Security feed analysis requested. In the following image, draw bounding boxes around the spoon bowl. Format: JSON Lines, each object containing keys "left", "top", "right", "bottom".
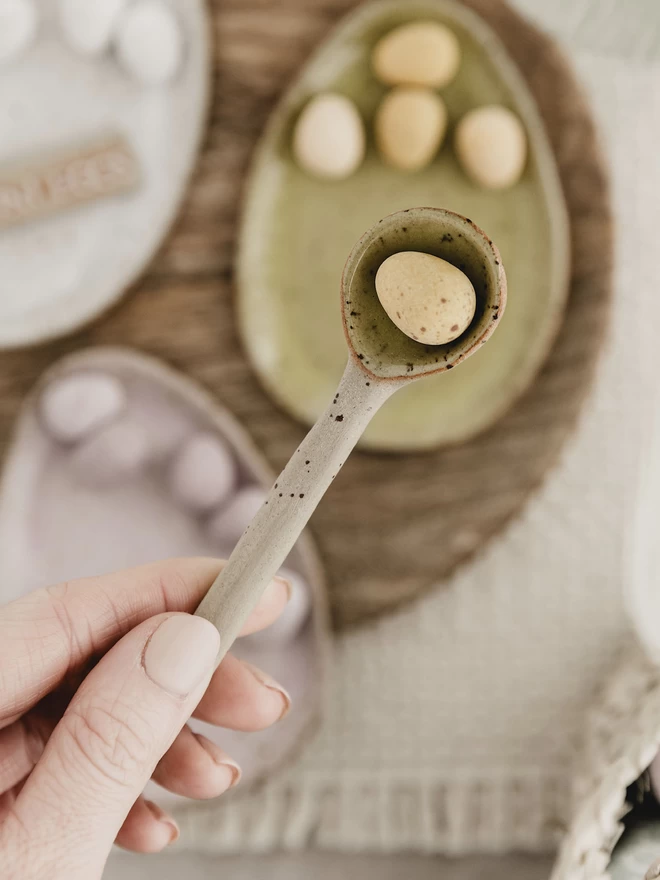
{"left": 196, "top": 208, "right": 507, "bottom": 654}
{"left": 342, "top": 207, "right": 506, "bottom": 380}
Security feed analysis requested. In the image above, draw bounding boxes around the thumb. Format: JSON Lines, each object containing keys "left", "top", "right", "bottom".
{"left": 11, "top": 612, "right": 220, "bottom": 879}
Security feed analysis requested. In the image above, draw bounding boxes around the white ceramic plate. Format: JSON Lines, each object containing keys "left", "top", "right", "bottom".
{"left": 0, "top": 0, "right": 211, "bottom": 348}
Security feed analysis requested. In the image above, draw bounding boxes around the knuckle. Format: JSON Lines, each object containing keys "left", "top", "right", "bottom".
{"left": 0, "top": 836, "right": 26, "bottom": 879}
{"left": 0, "top": 810, "right": 39, "bottom": 879}
{"left": 44, "top": 582, "right": 86, "bottom": 665}
{"left": 61, "top": 701, "right": 152, "bottom": 789}
{"left": 154, "top": 564, "right": 187, "bottom": 610}
{"left": 0, "top": 583, "right": 80, "bottom": 716}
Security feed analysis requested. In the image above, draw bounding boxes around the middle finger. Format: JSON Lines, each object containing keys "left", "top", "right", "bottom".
{"left": 193, "top": 654, "right": 291, "bottom": 731}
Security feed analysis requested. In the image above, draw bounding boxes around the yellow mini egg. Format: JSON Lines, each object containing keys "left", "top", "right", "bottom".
{"left": 372, "top": 20, "right": 461, "bottom": 89}
{"left": 375, "top": 251, "right": 476, "bottom": 345}
{"left": 375, "top": 87, "right": 447, "bottom": 172}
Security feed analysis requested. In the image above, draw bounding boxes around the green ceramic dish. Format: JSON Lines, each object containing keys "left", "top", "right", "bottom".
{"left": 237, "top": 0, "right": 570, "bottom": 451}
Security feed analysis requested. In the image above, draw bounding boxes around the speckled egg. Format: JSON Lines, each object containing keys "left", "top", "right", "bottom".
{"left": 207, "top": 485, "right": 267, "bottom": 547}
{"left": 375, "top": 87, "right": 446, "bottom": 172}
{"left": 372, "top": 21, "right": 461, "bottom": 89}
{"left": 169, "top": 433, "right": 236, "bottom": 512}
{"left": 375, "top": 251, "right": 476, "bottom": 345}
{"left": 40, "top": 372, "right": 127, "bottom": 444}
{"left": 455, "top": 105, "right": 527, "bottom": 190}
{"left": 292, "top": 93, "right": 365, "bottom": 180}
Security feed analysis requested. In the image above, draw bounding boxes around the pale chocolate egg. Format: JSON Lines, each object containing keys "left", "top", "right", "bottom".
{"left": 375, "top": 87, "right": 446, "bottom": 172}
{"left": 40, "top": 372, "right": 126, "bottom": 444}
{"left": 207, "top": 485, "right": 267, "bottom": 547}
{"left": 292, "top": 93, "right": 365, "bottom": 180}
{"left": 455, "top": 105, "right": 527, "bottom": 190}
{"left": 372, "top": 21, "right": 460, "bottom": 89}
{"left": 375, "top": 251, "right": 476, "bottom": 345}
{"left": 169, "top": 434, "right": 236, "bottom": 512}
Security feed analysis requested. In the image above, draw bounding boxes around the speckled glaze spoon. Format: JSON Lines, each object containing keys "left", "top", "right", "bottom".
{"left": 196, "top": 207, "right": 506, "bottom": 655}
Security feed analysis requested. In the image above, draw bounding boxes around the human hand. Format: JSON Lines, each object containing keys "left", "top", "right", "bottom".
{"left": 0, "top": 558, "right": 292, "bottom": 879}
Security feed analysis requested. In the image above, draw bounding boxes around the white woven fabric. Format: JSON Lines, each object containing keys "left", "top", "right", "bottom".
{"left": 171, "top": 0, "right": 660, "bottom": 862}
{"left": 550, "top": 645, "right": 660, "bottom": 880}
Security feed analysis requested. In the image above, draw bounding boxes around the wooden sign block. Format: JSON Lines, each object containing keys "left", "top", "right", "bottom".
{"left": 0, "top": 135, "right": 140, "bottom": 230}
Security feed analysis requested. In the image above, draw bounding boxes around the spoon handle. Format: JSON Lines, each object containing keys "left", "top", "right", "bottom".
{"left": 195, "top": 357, "right": 393, "bottom": 658}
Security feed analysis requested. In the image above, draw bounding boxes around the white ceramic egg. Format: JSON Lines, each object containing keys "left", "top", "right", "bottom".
{"left": 0, "top": 0, "right": 38, "bottom": 65}
{"left": 59, "top": 0, "right": 128, "bottom": 56}
{"left": 292, "top": 93, "right": 365, "bottom": 180}
{"left": 169, "top": 433, "right": 236, "bottom": 512}
{"left": 114, "top": 0, "right": 183, "bottom": 86}
{"left": 40, "top": 373, "right": 127, "bottom": 445}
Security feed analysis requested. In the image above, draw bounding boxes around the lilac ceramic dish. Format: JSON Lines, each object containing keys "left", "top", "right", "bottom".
{"left": 0, "top": 346, "right": 331, "bottom": 805}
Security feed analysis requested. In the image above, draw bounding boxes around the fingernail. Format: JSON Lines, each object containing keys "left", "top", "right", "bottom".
{"left": 261, "top": 575, "right": 292, "bottom": 606}
{"left": 242, "top": 661, "right": 292, "bottom": 720}
{"left": 144, "top": 800, "right": 179, "bottom": 846}
{"left": 144, "top": 615, "right": 220, "bottom": 697}
{"left": 25, "top": 725, "right": 46, "bottom": 766}
{"left": 194, "top": 733, "right": 242, "bottom": 790}
{"left": 647, "top": 859, "right": 660, "bottom": 880}
{"left": 275, "top": 574, "right": 293, "bottom": 602}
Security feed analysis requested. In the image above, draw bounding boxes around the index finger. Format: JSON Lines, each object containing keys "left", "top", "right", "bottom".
{"left": 0, "top": 558, "right": 289, "bottom": 725}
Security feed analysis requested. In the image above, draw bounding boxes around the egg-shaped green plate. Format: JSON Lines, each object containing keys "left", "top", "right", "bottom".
{"left": 237, "top": 0, "right": 569, "bottom": 451}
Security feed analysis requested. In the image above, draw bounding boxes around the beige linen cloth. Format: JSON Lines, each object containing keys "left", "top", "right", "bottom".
{"left": 164, "top": 0, "right": 660, "bottom": 865}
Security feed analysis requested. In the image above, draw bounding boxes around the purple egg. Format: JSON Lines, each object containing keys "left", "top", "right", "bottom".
{"left": 69, "top": 418, "right": 150, "bottom": 487}
{"left": 40, "top": 372, "right": 126, "bottom": 444}
{"left": 248, "top": 568, "right": 312, "bottom": 647}
{"left": 169, "top": 433, "right": 236, "bottom": 512}
{"left": 207, "top": 484, "right": 267, "bottom": 546}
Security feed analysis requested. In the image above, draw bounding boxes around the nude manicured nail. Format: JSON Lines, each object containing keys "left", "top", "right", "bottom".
{"left": 260, "top": 575, "right": 292, "bottom": 607}
{"left": 144, "top": 615, "right": 220, "bottom": 696}
{"left": 242, "top": 661, "right": 292, "bottom": 720}
{"left": 275, "top": 574, "right": 293, "bottom": 602}
{"left": 144, "top": 800, "right": 179, "bottom": 845}
{"left": 646, "top": 858, "right": 660, "bottom": 880}
{"left": 194, "top": 733, "right": 242, "bottom": 790}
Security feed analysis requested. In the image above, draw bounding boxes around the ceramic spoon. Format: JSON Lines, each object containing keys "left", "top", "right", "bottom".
{"left": 196, "top": 207, "right": 506, "bottom": 655}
